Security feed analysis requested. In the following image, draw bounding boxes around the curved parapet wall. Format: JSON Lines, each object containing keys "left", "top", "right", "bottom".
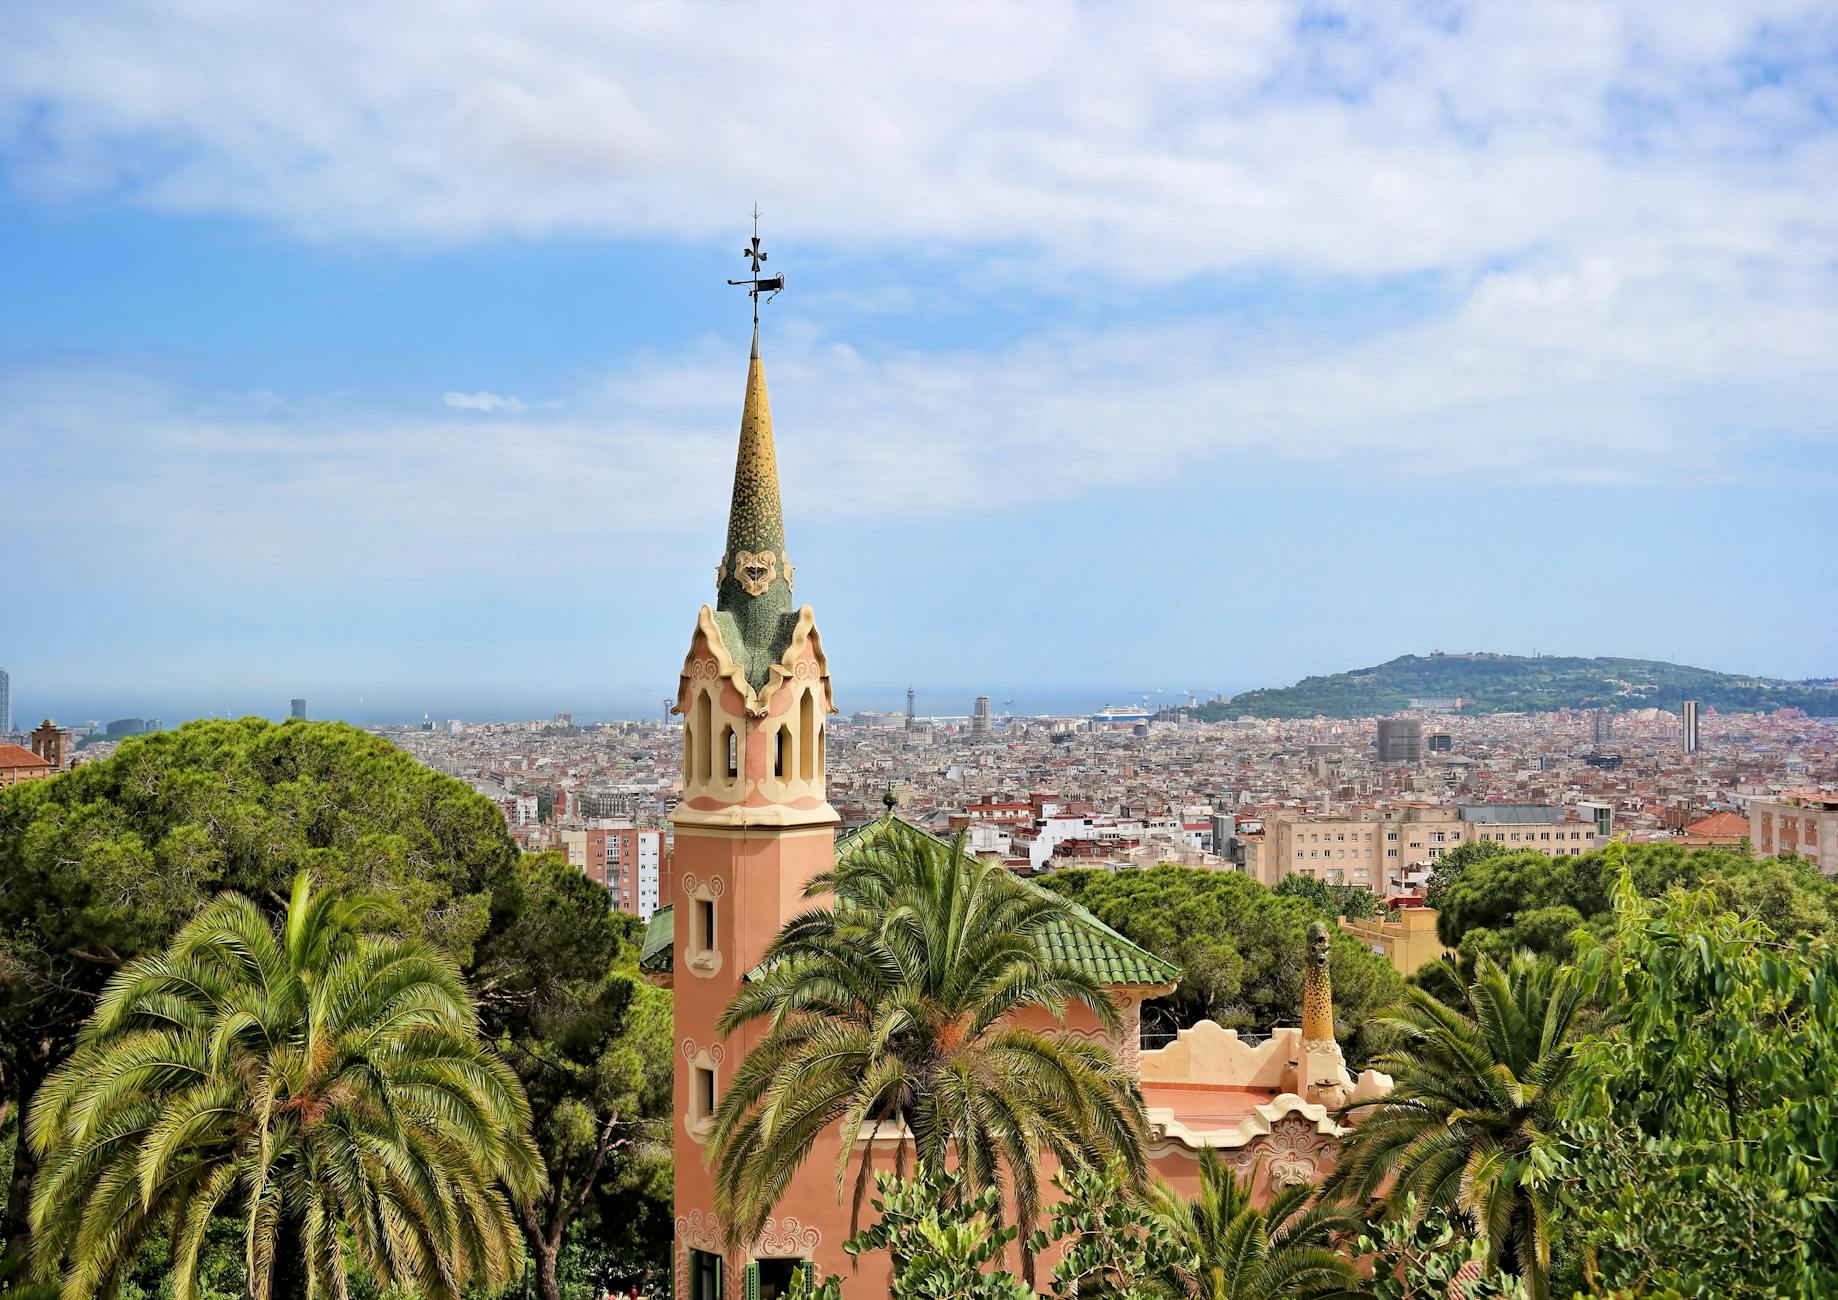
{"left": 1140, "top": 1021, "right": 1299, "bottom": 1092}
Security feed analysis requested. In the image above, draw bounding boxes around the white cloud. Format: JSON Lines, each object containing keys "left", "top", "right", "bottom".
{"left": 0, "top": 1, "right": 1833, "bottom": 285}
{"left": 1, "top": 0, "right": 1834, "bottom": 585}
{"left": 5, "top": 252, "right": 1832, "bottom": 588}
{"left": 443, "top": 391, "right": 525, "bottom": 414}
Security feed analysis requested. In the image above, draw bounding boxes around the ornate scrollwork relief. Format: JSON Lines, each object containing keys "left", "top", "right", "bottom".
{"left": 676, "top": 1211, "right": 728, "bottom": 1299}
{"left": 756, "top": 1216, "right": 822, "bottom": 1256}
{"left": 1257, "top": 1114, "right": 1328, "bottom": 1190}
{"left": 732, "top": 549, "right": 777, "bottom": 596}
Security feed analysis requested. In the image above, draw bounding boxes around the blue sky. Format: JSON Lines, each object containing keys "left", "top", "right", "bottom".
{"left": 3, "top": 2, "right": 1836, "bottom": 724}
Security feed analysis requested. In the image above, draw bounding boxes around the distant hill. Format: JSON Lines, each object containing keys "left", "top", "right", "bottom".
{"left": 1196, "top": 653, "right": 1838, "bottom": 720}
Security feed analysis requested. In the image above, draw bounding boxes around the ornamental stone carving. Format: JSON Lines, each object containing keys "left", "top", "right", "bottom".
{"left": 732, "top": 549, "right": 777, "bottom": 596}
{"left": 1259, "top": 1114, "right": 1327, "bottom": 1190}
{"left": 676, "top": 1211, "right": 729, "bottom": 1299}
{"left": 756, "top": 1216, "right": 821, "bottom": 1256}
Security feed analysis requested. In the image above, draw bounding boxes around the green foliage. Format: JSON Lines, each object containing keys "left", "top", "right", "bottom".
{"left": 1272, "top": 873, "right": 1381, "bottom": 920}
{"left": 1349, "top": 1195, "right": 1528, "bottom": 1300}
{"left": 1033, "top": 1159, "right": 1189, "bottom": 1299}
{"left": 1148, "top": 1149, "right": 1358, "bottom": 1300}
{"left": 1423, "top": 838, "right": 1504, "bottom": 910}
{"left": 0, "top": 720, "right": 676, "bottom": 1297}
{"left": 844, "top": 1167, "right": 1032, "bottom": 1300}
{"left": 711, "top": 824, "right": 1145, "bottom": 1270}
{"left": 26, "top": 873, "right": 541, "bottom": 1300}
{"left": 1433, "top": 841, "right": 1838, "bottom": 960}
{"left": 1042, "top": 865, "right": 1406, "bottom": 1062}
{"left": 0, "top": 717, "right": 519, "bottom": 1254}
{"left": 473, "top": 855, "right": 675, "bottom": 1299}
{"left": 1328, "top": 953, "right": 1585, "bottom": 1300}
{"left": 1195, "top": 652, "right": 1837, "bottom": 720}
{"left": 1549, "top": 852, "right": 1838, "bottom": 1293}
{"left": 1540, "top": 1122, "right": 1822, "bottom": 1299}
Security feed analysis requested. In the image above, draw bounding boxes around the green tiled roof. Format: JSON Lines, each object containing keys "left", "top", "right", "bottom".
{"left": 839, "top": 817, "right": 1179, "bottom": 987}
{"left": 639, "top": 904, "right": 674, "bottom": 974}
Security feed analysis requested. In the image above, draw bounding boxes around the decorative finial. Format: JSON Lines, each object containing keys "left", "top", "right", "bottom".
{"left": 883, "top": 785, "right": 899, "bottom": 812}
{"left": 727, "top": 204, "right": 785, "bottom": 333}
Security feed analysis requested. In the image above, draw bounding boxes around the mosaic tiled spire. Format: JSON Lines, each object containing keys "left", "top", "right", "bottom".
{"left": 715, "top": 326, "right": 795, "bottom": 687}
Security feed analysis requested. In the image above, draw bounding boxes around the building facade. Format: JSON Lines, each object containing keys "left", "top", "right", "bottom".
{"left": 0, "top": 742, "right": 51, "bottom": 787}
{"left": 1750, "top": 791, "right": 1836, "bottom": 874}
{"left": 1375, "top": 716, "right": 1423, "bottom": 763}
{"left": 1263, "top": 802, "right": 1601, "bottom": 888}
{"left": 559, "top": 823, "right": 667, "bottom": 919}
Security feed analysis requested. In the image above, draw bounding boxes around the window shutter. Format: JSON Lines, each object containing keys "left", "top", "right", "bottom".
{"left": 743, "top": 1260, "right": 761, "bottom": 1300}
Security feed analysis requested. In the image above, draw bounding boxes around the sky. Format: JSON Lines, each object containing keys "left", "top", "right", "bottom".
{"left": 3, "top": 1, "right": 1836, "bottom": 724}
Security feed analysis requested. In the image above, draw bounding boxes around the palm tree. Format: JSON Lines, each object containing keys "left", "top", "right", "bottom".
{"left": 1150, "top": 1148, "right": 1360, "bottom": 1300}
{"left": 1325, "top": 951, "right": 1585, "bottom": 1300}
{"left": 27, "top": 874, "right": 542, "bottom": 1300}
{"left": 709, "top": 823, "right": 1146, "bottom": 1277}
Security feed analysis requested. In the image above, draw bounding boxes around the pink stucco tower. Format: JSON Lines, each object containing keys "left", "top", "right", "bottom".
{"left": 667, "top": 324, "right": 840, "bottom": 1299}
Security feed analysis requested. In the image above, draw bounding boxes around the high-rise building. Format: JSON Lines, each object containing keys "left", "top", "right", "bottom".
{"left": 972, "top": 695, "right": 991, "bottom": 736}
{"left": 1375, "top": 717, "right": 1424, "bottom": 763}
{"left": 905, "top": 685, "right": 916, "bottom": 730}
{"left": 290, "top": 698, "right": 307, "bottom": 720}
{"left": 1590, "top": 709, "right": 1611, "bottom": 747}
{"left": 1681, "top": 700, "right": 1700, "bottom": 754}
{"left": 0, "top": 667, "right": 10, "bottom": 734}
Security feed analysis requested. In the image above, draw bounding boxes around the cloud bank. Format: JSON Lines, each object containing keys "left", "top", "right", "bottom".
{"left": 3, "top": 2, "right": 1835, "bottom": 587}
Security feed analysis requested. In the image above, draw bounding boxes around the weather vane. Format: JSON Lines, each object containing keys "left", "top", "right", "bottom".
{"left": 727, "top": 204, "right": 784, "bottom": 329}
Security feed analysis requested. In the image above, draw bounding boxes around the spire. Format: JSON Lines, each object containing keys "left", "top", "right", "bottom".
{"left": 716, "top": 334, "right": 792, "bottom": 621}
{"left": 713, "top": 210, "right": 797, "bottom": 691}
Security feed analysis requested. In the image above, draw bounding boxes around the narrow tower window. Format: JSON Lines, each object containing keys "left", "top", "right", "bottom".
{"left": 774, "top": 726, "right": 789, "bottom": 779}
{"left": 693, "top": 692, "right": 713, "bottom": 784}
{"left": 817, "top": 723, "right": 826, "bottom": 783}
{"left": 723, "top": 725, "right": 738, "bottom": 780}
{"left": 798, "top": 690, "right": 815, "bottom": 781}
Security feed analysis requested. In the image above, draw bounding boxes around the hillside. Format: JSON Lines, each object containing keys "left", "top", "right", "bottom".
{"left": 1199, "top": 653, "right": 1838, "bottom": 720}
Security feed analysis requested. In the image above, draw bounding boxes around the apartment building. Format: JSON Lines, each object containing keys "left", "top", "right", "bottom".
{"left": 560, "top": 822, "right": 667, "bottom": 918}
{"left": 1263, "top": 801, "right": 1601, "bottom": 889}
{"left": 1750, "top": 791, "right": 1837, "bottom": 874}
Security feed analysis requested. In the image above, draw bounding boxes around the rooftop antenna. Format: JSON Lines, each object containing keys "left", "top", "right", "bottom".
{"left": 727, "top": 204, "right": 785, "bottom": 331}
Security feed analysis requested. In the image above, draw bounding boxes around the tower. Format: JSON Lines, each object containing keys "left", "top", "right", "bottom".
{"left": 1682, "top": 700, "right": 1700, "bottom": 755}
{"left": 905, "top": 685, "right": 915, "bottom": 730}
{"left": 0, "top": 667, "right": 10, "bottom": 734}
{"left": 290, "top": 698, "right": 307, "bottom": 720}
{"left": 669, "top": 296, "right": 839, "bottom": 1294}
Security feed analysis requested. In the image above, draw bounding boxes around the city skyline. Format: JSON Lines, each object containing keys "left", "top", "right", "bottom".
{"left": 5, "top": 4, "right": 1838, "bottom": 703}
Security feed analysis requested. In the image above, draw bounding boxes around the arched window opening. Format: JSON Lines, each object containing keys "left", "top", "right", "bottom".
{"left": 798, "top": 690, "right": 815, "bottom": 782}
{"left": 683, "top": 714, "right": 695, "bottom": 783}
{"left": 774, "top": 726, "right": 789, "bottom": 779}
{"left": 722, "top": 725, "right": 738, "bottom": 780}
{"left": 693, "top": 692, "right": 713, "bottom": 784}
{"left": 817, "top": 723, "right": 826, "bottom": 783}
